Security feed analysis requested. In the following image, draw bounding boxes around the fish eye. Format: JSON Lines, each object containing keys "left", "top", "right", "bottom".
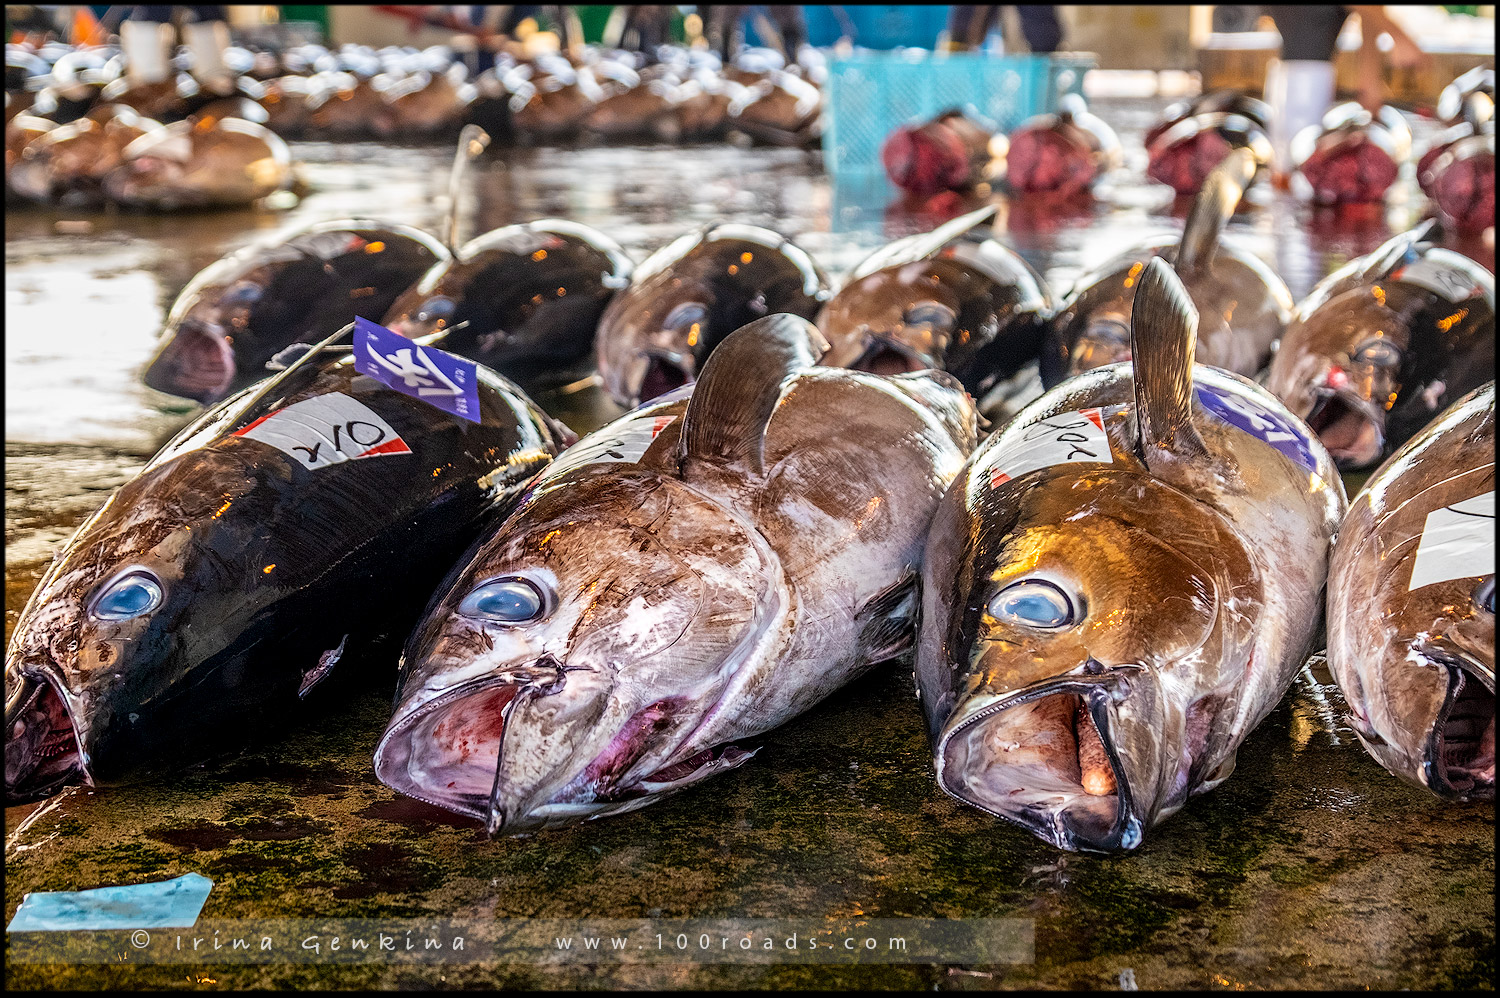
{"left": 459, "top": 576, "right": 547, "bottom": 624}
{"left": 1351, "top": 339, "right": 1400, "bottom": 367}
{"left": 903, "top": 302, "right": 957, "bottom": 329}
{"left": 1477, "top": 577, "right": 1495, "bottom": 615}
{"left": 988, "top": 579, "right": 1077, "bottom": 629}
{"left": 664, "top": 301, "right": 708, "bottom": 332}
{"left": 416, "top": 295, "right": 456, "bottom": 324}
{"left": 90, "top": 569, "right": 164, "bottom": 621}
{"left": 221, "top": 280, "right": 264, "bottom": 308}
{"left": 1087, "top": 318, "right": 1131, "bottom": 345}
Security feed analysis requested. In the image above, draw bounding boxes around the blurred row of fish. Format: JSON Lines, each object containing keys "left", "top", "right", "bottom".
{"left": 5, "top": 153, "right": 1493, "bottom": 854}
{"left": 882, "top": 69, "right": 1494, "bottom": 232}
{"left": 5, "top": 40, "right": 825, "bottom": 148}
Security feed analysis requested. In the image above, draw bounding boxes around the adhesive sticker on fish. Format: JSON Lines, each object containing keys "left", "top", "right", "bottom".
{"left": 233, "top": 392, "right": 411, "bottom": 469}
{"left": 1394, "top": 259, "right": 1484, "bottom": 301}
{"left": 544, "top": 384, "right": 693, "bottom": 479}
{"left": 354, "top": 315, "right": 482, "bottom": 423}
{"left": 1408, "top": 491, "right": 1496, "bottom": 592}
{"left": 1195, "top": 383, "right": 1320, "bottom": 473}
{"left": 987, "top": 406, "right": 1120, "bottom": 488}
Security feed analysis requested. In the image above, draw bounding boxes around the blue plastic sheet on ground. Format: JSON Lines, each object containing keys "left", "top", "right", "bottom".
{"left": 7, "top": 873, "right": 212, "bottom": 931}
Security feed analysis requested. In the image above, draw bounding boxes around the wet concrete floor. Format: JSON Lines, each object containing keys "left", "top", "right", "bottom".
{"left": 5, "top": 97, "right": 1494, "bottom": 989}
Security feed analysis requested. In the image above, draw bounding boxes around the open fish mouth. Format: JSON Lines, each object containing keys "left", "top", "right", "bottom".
{"left": 638, "top": 351, "right": 693, "bottom": 404}
{"left": 937, "top": 680, "right": 1142, "bottom": 853}
{"left": 374, "top": 678, "right": 754, "bottom": 832}
{"left": 851, "top": 339, "right": 929, "bottom": 377}
{"left": 143, "top": 324, "right": 236, "bottom": 403}
{"left": 4, "top": 671, "right": 87, "bottom": 805}
{"left": 1423, "top": 649, "right": 1496, "bottom": 801}
{"left": 1304, "top": 388, "right": 1385, "bottom": 470}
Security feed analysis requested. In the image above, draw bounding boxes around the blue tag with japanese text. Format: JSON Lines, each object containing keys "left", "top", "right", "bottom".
{"left": 353, "top": 316, "right": 482, "bottom": 424}
{"left": 1195, "top": 383, "right": 1319, "bottom": 473}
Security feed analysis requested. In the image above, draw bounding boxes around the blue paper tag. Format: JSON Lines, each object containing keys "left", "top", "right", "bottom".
{"left": 353, "top": 316, "right": 482, "bottom": 424}
{"left": 1195, "top": 383, "right": 1319, "bottom": 473}
{"left": 7, "top": 873, "right": 212, "bottom": 931}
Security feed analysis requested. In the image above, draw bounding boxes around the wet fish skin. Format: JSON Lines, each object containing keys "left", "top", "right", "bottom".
{"left": 7, "top": 105, "right": 157, "bottom": 204}
{"left": 595, "top": 223, "right": 832, "bottom": 407}
{"left": 3, "top": 356, "right": 567, "bottom": 804}
{"left": 375, "top": 313, "right": 977, "bottom": 832}
{"left": 818, "top": 211, "right": 1052, "bottom": 396}
{"left": 1327, "top": 382, "right": 1495, "bottom": 800}
{"left": 143, "top": 219, "right": 450, "bottom": 405}
{"left": 919, "top": 258, "right": 1345, "bottom": 853}
{"left": 1264, "top": 223, "right": 1496, "bottom": 471}
{"left": 100, "top": 116, "right": 292, "bottom": 210}
{"left": 382, "top": 219, "right": 632, "bottom": 387}
{"left": 1042, "top": 149, "right": 1291, "bottom": 387}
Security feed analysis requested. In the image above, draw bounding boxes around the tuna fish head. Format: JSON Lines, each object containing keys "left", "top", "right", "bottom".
{"left": 1266, "top": 289, "right": 1405, "bottom": 470}
{"left": 5, "top": 452, "right": 273, "bottom": 802}
{"left": 926, "top": 463, "right": 1257, "bottom": 853}
{"left": 817, "top": 264, "right": 965, "bottom": 375}
{"left": 374, "top": 469, "right": 781, "bottom": 833}
{"left": 143, "top": 269, "right": 272, "bottom": 403}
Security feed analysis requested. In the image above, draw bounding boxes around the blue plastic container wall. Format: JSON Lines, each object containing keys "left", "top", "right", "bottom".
{"left": 822, "top": 51, "right": 1094, "bottom": 176}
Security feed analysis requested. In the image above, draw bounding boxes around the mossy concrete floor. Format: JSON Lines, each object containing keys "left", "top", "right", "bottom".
{"left": 5, "top": 96, "right": 1494, "bottom": 989}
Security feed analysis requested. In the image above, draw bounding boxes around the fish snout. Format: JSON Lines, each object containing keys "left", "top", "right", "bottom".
{"left": 142, "top": 320, "right": 237, "bottom": 404}
{"left": 4, "top": 669, "right": 87, "bottom": 805}
{"left": 1303, "top": 383, "right": 1387, "bottom": 470}
{"left": 634, "top": 349, "right": 695, "bottom": 405}
{"left": 1418, "top": 639, "right": 1495, "bottom": 801}
{"left": 849, "top": 333, "right": 935, "bottom": 377}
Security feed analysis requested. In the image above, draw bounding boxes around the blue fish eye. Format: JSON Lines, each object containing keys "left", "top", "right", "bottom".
{"left": 416, "top": 295, "right": 456, "bottom": 324}
{"left": 989, "top": 580, "right": 1076, "bottom": 629}
{"left": 664, "top": 301, "right": 708, "bottom": 332}
{"left": 1352, "top": 339, "right": 1400, "bottom": 367}
{"left": 903, "top": 302, "right": 957, "bottom": 329}
{"left": 91, "top": 570, "right": 163, "bottom": 621}
{"left": 460, "top": 577, "right": 546, "bottom": 623}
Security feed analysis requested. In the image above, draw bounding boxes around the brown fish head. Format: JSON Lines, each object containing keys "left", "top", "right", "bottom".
{"left": 375, "top": 468, "right": 778, "bottom": 832}
{"left": 817, "top": 264, "right": 965, "bottom": 375}
{"left": 1266, "top": 288, "right": 1407, "bottom": 470}
{"left": 144, "top": 263, "right": 273, "bottom": 402}
{"left": 926, "top": 455, "right": 1258, "bottom": 852}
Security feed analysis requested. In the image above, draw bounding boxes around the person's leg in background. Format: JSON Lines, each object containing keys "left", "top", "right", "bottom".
{"left": 1013, "top": 5, "right": 1062, "bottom": 54}
{"left": 768, "top": 5, "right": 807, "bottom": 55}
{"left": 1262, "top": 5, "right": 1348, "bottom": 179}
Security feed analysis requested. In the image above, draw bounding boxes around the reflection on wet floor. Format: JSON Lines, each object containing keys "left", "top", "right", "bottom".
{"left": 4, "top": 97, "right": 1494, "bottom": 989}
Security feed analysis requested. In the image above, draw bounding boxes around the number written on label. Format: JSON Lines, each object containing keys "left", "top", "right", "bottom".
{"left": 233, "top": 392, "right": 412, "bottom": 470}
{"left": 988, "top": 406, "right": 1122, "bottom": 488}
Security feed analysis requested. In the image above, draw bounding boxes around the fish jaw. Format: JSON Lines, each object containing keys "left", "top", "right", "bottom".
{"left": 143, "top": 319, "right": 236, "bottom": 404}
{"left": 1302, "top": 383, "right": 1387, "bottom": 471}
{"left": 1424, "top": 643, "right": 1495, "bottom": 800}
{"left": 4, "top": 669, "right": 89, "bottom": 804}
{"left": 934, "top": 666, "right": 1165, "bottom": 853}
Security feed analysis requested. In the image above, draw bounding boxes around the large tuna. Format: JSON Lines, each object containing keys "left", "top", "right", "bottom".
{"left": 143, "top": 219, "right": 450, "bottom": 404}
{"left": 594, "top": 223, "right": 831, "bottom": 407}
{"left": 5, "top": 347, "right": 568, "bottom": 804}
{"left": 374, "top": 314, "right": 977, "bottom": 832}
{"left": 917, "top": 258, "right": 1345, "bottom": 852}
{"left": 1327, "top": 382, "right": 1494, "bottom": 801}
{"left": 1264, "top": 220, "right": 1495, "bottom": 470}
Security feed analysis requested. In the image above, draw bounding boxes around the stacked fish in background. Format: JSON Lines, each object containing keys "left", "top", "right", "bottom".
{"left": 5, "top": 84, "right": 1495, "bottom": 849}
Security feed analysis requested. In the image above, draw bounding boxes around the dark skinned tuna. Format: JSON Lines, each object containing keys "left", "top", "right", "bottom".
{"left": 5, "top": 351, "right": 567, "bottom": 804}
{"left": 375, "top": 313, "right": 977, "bottom": 833}
{"left": 917, "top": 258, "right": 1345, "bottom": 853}
{"left": 142, "top": 219, "right": 450, "bottom": 404}
{"left": 1327, "top": 381, "right": 1494, "bottom": 801}
{"left": 381, "top": 218, "right": 633, "bottom": 387}
{"left": 1264, "top": 220, "right": 1495, "bottom": 471}
{"left": 594, "top": 222, "right": 831, "bottom": 407}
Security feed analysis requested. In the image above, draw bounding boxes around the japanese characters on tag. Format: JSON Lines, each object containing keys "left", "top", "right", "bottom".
{"left": 353, "top": 316, "right": 482, "bottom": 424}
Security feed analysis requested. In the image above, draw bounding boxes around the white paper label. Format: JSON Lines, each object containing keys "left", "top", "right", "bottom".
{"left": 545, "top": 411, "right": 680, "bottom": 479}
{"left": 988, "top": 406, "right": 1121, "bottom": 488}
{"left": 1408, "top": 491, "right": 1496, "bottom": 591}
{"left": 233, "top": 392, "right": 411, "bottom": 470}
{"left": 1392, "top": 259, "right": 1483, "bottom": 302}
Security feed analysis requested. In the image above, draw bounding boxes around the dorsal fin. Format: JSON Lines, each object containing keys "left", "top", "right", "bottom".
{"left": 676, "top": 314, "right": 828, "bottom": 479}
{"left": 1176, "top": 147, "right": 1255, "bottom": 275}
{"left": 848, "top": 204, "right": 997, "bottom": 282}
{"left": 1131, "top": 258, "right": 1207, "bottom": 462}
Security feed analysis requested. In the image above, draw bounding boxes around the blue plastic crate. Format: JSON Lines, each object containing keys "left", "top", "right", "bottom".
{"left": 822, "top": 51, "right": 1095, "bottom": 175}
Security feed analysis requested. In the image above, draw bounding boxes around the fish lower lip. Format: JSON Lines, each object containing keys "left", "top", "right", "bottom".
{"left": 1304, "top": 390, "right": 1384, "bottom": 469}
{"left": 1427, "top": 660, "right": 1496, "bottom": 801}
{"left": 638, "top": 353, "right": 692, "bottom": 403}
{"left": 938, "top": 679, "right": 1141, "bottom": 853}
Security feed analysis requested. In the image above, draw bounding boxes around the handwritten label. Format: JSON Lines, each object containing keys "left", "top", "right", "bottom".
{"left": 353, "top": 316, "right": 481, "bottom": 424}
{"left": 988, "top": 406, "right": 1120, "bottom": 488}
{"left": 1408, "top": 491, "right": 1496, "bottom": 592}
{"left": 233, "top": 392, "right": 411, "bottom": 469}
{"left": 545, "top": 405, "right": 688, "bottom": 481}
{"left": 1392, "top": 259, "right": 1483, "bottom": 302}
{"left": 1195, "top": 383, "right": 1320, "bottom": 473}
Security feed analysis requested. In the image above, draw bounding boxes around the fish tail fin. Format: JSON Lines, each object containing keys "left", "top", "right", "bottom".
{"left": 1130, "top": 258, "right": 1207, "bottom": 461}
{"left": 676, "top": 314, "right": 828, "bottom": 479}
{"left": 1176, "top": 146, "right": 1255, "bottom": 275}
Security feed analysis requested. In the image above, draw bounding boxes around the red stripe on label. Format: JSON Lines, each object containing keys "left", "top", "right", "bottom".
{"left": 990, "top": 469, "right": 1011, "bottom": 489}
{"left": 233, "top": 413, "right": 273, "bottom": 436}
{"left": 1083, "top": 408, "right": 1104, "bottom": 431}
{"left": 650, "top": 416, "right": 675, "bottom": 438}
{"left": 359, "top": 438, "right": 413, "bottom": 457}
